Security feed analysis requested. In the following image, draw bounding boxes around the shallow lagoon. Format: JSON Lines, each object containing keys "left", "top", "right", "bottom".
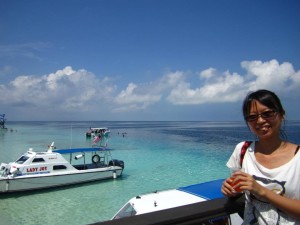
{"left": 1, "top": 121, "right": 299, "bottom": 225}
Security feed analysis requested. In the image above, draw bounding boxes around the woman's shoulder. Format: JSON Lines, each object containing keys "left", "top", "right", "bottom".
{"left": 235, "top": 141, "right": 253, "bottom": 149}
{"left": 286, "top": 142, "right": 300, "bottom": 155}
{"left": 231, "top": 141, "right": 254, "bottom": 156}
{"left": 227, "top": 141, "right": 253, "bottom": 168}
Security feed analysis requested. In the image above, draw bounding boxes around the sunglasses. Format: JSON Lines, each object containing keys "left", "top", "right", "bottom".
{"left": 245, "top": 110, "right": 277, "bottom": 122}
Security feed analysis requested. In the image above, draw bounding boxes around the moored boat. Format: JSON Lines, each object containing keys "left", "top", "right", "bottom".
{"left": 112, "top": 179, "right": 243, "bottom": 224}
{"left": 86, "top": 127, "right": 110, "bottom": 138}
{"left": 0, "top": 114, "right": 7, "bottom": 130}
{"left": 0, "top": 142, "right": 124, "bottom": 193}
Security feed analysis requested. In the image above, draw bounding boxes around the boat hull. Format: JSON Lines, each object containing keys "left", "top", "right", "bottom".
{"left": 0, "top": 166, "right": 123, "bottom": 193}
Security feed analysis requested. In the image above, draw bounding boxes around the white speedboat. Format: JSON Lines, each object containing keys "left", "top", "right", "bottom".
{"left": 0, "top": 142, "right": 124, "bottom": 193}
{"left": 86, "top": 127, "right": 110, "bottom": 138}
{"left": 112, "top": 179, "right": 243, "bottom": 224}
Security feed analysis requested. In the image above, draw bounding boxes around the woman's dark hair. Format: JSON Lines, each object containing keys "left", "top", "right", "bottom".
{"left": 242, "top": 89, "right": 285, "bottom": 119}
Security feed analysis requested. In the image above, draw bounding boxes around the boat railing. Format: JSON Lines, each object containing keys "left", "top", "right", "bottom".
{"left": 89, "top": 195, "right": 245, "bottom": 225}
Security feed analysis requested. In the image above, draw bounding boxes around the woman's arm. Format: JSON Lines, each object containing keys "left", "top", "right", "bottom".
{"left": 261, "top": 187, "right": 300, "bottom": 219}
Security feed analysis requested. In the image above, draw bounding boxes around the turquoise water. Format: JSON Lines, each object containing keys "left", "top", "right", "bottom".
{"left": 1, "top": 121, "right": 300, "bottom": 225}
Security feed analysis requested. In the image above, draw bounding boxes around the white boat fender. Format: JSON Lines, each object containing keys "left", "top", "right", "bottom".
{"left": 113, "top": 171, "right": 117, "bottom": 179}
{"left": 75, "top": 154, "right": 84, "bottom": 160}
{"left": 92, "top": 154, "right": 100, "bottom": 164}
{"left": 6, "top": 180, "right": 9, "bottom": 191}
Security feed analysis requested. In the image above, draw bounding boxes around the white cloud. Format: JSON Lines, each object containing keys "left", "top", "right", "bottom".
{"left": 241, "top": 60, "right": 300, "bottom": 95}
{"left": 1, "top": 59, "right": 299, "bottom": 120}
{"left": 167, "top": 71, "right": 245, "bottom": 104}
{"left": 0, "top": 66, "right": 116, "bottom": 112}
{"left": 167, "top": 59, "right": 300, "bottom": 105}
{"left": 113, "top": 71, "right": 184, "bottom": 112}
{"left": 46, "top": 66, "right": 75, "bottom": 90}
{"left": 199, "top": 67, "right": 217, "bottom": 80}
{"left": 113, "top": 83, "right": 161, "bottom": 112}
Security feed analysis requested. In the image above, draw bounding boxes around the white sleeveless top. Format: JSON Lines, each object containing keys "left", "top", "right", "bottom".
{"left": 227, "top": 141, "right": 300, "bottom": 225}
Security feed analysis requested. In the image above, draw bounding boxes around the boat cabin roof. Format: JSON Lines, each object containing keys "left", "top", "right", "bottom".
{"left": 178, "top": 179, "right": 224, "bottom": 200}
{"left": 89, "top": 127, "right": 109, "bottom": 130}
{"left": 14, "top": 147, "right": 109, "bottom": 164}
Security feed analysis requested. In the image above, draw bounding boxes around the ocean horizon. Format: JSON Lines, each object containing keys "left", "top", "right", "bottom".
{"left": 1, "top": 120, "right": 300, "bottom": 225}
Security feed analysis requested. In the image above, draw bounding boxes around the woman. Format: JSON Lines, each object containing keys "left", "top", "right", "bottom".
{"left": 221, "top": 89, "right": 300, "bottom": 224}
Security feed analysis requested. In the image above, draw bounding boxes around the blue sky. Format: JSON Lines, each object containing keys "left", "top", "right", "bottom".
{"left": 1, "top": 0, "right": 300, "bottom": 121}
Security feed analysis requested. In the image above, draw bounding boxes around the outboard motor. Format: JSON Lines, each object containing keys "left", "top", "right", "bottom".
{"left": 0, "top": 163, "right": 10, "bottom": 177}
{"left": 0, "top": 163, "right": 7, "bottom": 171}
{"left": 108, "top": 159, "right": 124, "bottom": 169}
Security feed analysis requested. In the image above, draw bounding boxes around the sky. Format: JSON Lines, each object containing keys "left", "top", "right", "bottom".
{"left": 0, "top": 0, "right": 300, "bottom": 121}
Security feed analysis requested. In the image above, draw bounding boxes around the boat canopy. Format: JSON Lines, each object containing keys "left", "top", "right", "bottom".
{"left": 53, "top": 147, "right": 110, "bottom": 154}
{"left": 178, "top": 179, "right": 224, "bottom": 200}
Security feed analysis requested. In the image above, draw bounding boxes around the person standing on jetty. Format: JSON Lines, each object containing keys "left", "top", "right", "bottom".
{"left": 221, "top": 89, "right": 300, "bottom": 224}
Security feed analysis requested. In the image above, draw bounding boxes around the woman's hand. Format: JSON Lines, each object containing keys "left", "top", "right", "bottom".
{"left": 229, "top": 171, "right": 267, "bottom": 199}
{"left": 222, "top": 171, "right": 266, "bottom": 198}
{"left": 221, "top": 177, "right": 242, "bottom": 197}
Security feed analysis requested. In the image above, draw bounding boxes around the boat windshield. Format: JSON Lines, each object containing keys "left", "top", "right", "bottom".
{"left": 15, "top": 155, "right": 30, "bottom": 164}
{"left": 112, "top": 203, "right": 137, "bottom": 219}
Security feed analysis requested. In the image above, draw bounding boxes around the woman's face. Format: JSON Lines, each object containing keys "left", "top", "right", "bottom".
{"left": 246, "top": 100, "right": 283, "bottom": 140}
